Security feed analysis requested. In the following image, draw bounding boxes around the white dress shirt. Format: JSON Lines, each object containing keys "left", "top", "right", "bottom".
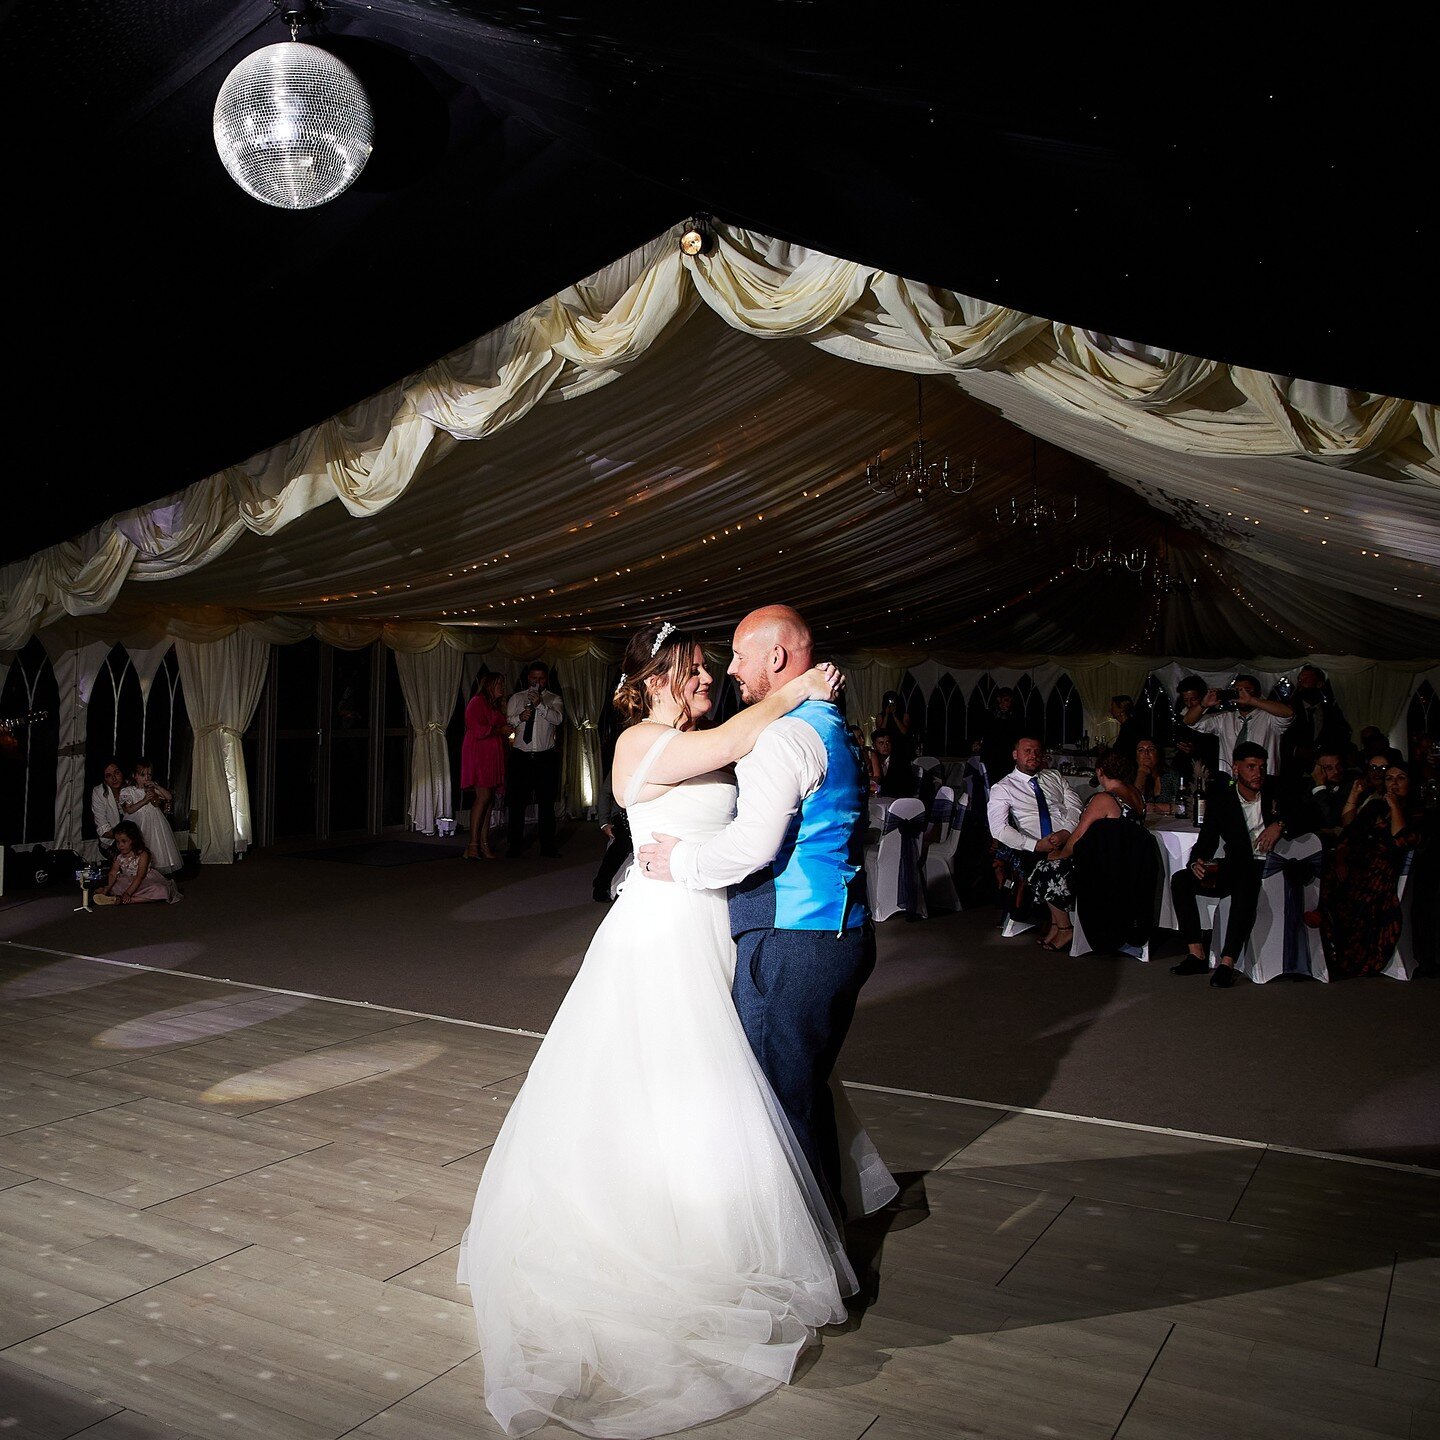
{"left": 506, "top": 688, "right": 564, "bottom": 753}
{"left": 1192, "top": 707, "right": 1291, "bottom": 777}
{"left": 985, "top": 766, "right": 1083, "bottom": 852}
{"left": 91, "top": 782, "right": 121, "bottom": 842}
{"left": 669, "top": 717, "right": 828, "bottom": 891}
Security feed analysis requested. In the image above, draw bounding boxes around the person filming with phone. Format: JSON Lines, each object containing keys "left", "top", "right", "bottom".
{"left": 1180, "top": 674, "right": 1292, "bottom": 779}
{"left": 1169, "top": 741, "right": 1308, "bottom": 987}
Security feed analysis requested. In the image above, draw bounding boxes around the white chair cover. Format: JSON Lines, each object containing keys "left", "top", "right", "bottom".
{"left": 913, "top": 755, "right": 942, "bottom": 781}
{"left": 923, "top": 785, "right": 964, "bottom": 912}
{"left": 1210, "top": 833, "right": 1324, "bottom": 983}
{"left": 865, "top": 796, "right": 929, "bottom": 922}
{"left": 1382, "top": 848, "right": 1418, "bottom": 980}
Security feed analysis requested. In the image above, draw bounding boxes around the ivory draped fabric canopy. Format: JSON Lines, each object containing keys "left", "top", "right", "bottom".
{"left": 3, "top": 223, "right": 1437, "bottom": 665}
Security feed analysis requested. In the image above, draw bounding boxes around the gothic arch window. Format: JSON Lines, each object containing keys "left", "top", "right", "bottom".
{"left": 84, "top": 646, "right": 145, "bottom": 839}
{"left": 898, "top": 672, "right": 926, "bottom": 750}
{"left": 924, "top": 673, "right": 967, "bottom": 755}
{"left": 1013, "top": 675, "right": 1046, "bottom": 743}
{"left": 966, "top": 672, "right": 999, "bottom": 744}
{"left": 1044, "top": 672, "right": 1083, "bottom": 747}
{"left": 0, "top": 638, "right": 60, "bottom": 844}
{"left": 1409, "top": 679, "right": 1440, "bottom": 753}
{"left": 143, "top": 649, "right": 192, "bottom": 824}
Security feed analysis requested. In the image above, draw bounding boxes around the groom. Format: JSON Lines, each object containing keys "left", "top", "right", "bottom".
{"left": 638, "top": 605, "right": 872, "bottom": 1220}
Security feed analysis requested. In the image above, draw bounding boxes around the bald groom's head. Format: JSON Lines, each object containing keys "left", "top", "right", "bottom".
{"left": 727, "top": 605, "right": 813, "bottom": 704}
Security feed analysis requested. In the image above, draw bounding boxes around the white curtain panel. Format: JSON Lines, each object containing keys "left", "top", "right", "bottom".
{"left": 560, "top": 649, "right": 612, "bottom": 818}
{"left": 394, "top": 645, "right": 463, "bottom": 835}
{"left": 840, "top": 659, "right": 905, "bottom": 739}
{"left": 174, "top": 632, "right": 268, "bottom": 863}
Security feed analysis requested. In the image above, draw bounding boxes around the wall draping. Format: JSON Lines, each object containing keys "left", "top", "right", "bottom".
{"left": 174, "top": 633, "right": 268, "bottom": 863}
{"left": 395, "top": 646, "right": 464, "bottom": 837}
{"left": 3, "top": 226, "right": 1435, "bottom": 657}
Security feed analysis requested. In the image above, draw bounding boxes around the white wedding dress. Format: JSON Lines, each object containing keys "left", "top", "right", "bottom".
{"left": 458, "top": 729, "right": 895, "bottom": 1438}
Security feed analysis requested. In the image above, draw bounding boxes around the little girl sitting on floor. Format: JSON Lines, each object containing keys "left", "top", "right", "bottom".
{"left": 93, "top": 821, "right": 181, "bottom": 906}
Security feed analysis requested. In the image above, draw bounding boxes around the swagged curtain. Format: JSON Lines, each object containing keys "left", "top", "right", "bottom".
{"left": 394, "top": 646, "right": 464, "bottom": 836}
{"left": 174, "top": 631, "right": 268, "bottom": 863}
{"left": 3, "top": 224, "right": 1436, "bottom": 656}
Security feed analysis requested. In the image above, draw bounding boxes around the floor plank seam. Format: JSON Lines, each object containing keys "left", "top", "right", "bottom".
{"left": 1107, "top": 1319, "right": 1175, "bottom": 1439}
{"left": 1374, "top": 1251, "right": 1398, "bottom": 1367}
{"left": 137, "top": 1140, "right": 336, "bottom": 1211}
{"left": 0, "top": 1238, "right": 257, "bottom": 1361}
{"left": 440, "top": 1143, "right": 495, "bottom": 1171}
{"left": 0, "top": 1096, "right": 142, "bottom": 1139}
{"left": 992, "top": 1194, "right": 1073, "bottom": 1289}
{"left": 1224, "top": 1144, "right": 1269, "bottom": 1223}
{"left": 329, "top": 1347, "right": 480, "bottom": 1440}
{"left": 46, "top": 1407, "right": 125, "bottom": 1440}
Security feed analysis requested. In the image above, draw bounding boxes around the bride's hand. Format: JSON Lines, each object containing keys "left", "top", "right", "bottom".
{"left": 801, "top": 662, "right": 845, "bottom": 702}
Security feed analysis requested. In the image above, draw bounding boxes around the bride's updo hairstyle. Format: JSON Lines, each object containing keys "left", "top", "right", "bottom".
{"left": 613, "top": 620, "right": 701, "bottom": 728}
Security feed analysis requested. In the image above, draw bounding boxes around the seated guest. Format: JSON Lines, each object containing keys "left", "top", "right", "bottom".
{"left": 1181, "top": 675, "right": 1293, "bottom": 778}
{"left": 1170, "top": 741, "right": 1308, "bottom": 987}
{"left": 90, "top": 759, "right": 125, "bottom": 858}
{"left": 1318, "top": 761, "right": 1421, "bottom": 979}
{"left": 1030, "top": 748, "right": 1148, "bottom": 952}
{"left": 1281, "top": 664, "right": 1352, "bottom": 777}
{"left": 987, "top": 735, "right": 1082, "bottom": 945}
{"left": 92, "top": 821, "right": 181, "bottom": 906}
{"left": 1293, "top": 747, "right": 1347, "bottom": 843}
{"left": 1133, "top": 738, "right": 1178, "bottom": 815}
{"left": 1340, "top": 749, "right": 1395, "bottom": 826}
{"left": 871, "top": 730, "right": 918, "bottom": 798}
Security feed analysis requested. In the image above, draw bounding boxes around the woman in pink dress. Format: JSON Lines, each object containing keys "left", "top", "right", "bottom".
{"left": 92, "top": 821, "right": 180, "bottom": 905}
{"left": 462, "top": 671, "right": 511, "bottom": 859}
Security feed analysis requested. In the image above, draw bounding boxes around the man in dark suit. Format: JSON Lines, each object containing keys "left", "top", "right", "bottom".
{"left": 1169, "top": 741, "right": 1310, "bottom": 988}
{"left": 1286, "top": 746, "right": 1347, "bottom": 844}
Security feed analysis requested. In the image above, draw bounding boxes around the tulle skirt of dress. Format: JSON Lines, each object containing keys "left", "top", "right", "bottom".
{"left": 457, "top": 872, "right": 871, "bottom": 1439}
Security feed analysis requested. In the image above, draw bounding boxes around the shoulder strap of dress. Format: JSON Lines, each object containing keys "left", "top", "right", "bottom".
{"left": 622, "top": 727, "right": 680, "bottom": 808}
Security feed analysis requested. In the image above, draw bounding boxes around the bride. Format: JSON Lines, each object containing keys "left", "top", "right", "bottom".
{"left": 458, "top": 621, "right": 894, "bottom": 1438}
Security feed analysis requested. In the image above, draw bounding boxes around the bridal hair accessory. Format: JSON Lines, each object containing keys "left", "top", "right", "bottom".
{"left": 614, "top": 673, "right": 627, "bottom": 693}
{"left": 650, "top": 621, "right": 676, "bottom": 658}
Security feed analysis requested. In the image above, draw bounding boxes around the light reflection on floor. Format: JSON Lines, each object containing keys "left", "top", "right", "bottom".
{"left": 201, "top": 1039, "right": 448, "bottom": 1104}
{"left": 94, "top": 991, "right": 312, "bottom": 1049}
{"left": 0, "top": 956, "right": 126, "bottom": 1001}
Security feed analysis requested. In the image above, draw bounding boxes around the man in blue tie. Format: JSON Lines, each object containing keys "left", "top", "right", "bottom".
{"left": 986, "top": 735, "right": 1084, "bottom": 940}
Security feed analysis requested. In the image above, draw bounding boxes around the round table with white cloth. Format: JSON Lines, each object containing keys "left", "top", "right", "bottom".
{"left": 1147, "top": 818, "right": 1200, "bottom": 929}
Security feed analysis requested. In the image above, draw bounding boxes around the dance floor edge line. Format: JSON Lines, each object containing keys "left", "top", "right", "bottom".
{"left": 7, "top": 936, "right": 1436, "bottom": 1182}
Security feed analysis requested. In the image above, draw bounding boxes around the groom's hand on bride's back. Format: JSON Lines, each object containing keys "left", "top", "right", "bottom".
{"left": 636, "top": 833, "right": 679, "bottom": 882}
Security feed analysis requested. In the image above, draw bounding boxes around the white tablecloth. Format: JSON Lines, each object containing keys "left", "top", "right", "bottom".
{"left": 1148, "top": 819, "right": 1200, "bottom": 929}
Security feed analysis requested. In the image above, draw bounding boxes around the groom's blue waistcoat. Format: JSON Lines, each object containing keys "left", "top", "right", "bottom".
{"left": 729, "top": 700, "right": 869, "bottom": 935}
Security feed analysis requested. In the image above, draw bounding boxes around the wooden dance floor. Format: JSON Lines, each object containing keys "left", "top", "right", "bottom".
{"left": 1, "top": 943, "right": 1437, "bottom": 1440}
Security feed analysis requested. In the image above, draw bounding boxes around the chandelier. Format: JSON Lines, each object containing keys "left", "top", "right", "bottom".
{"left": 994, "top": 436, "right": 1077, "bottom": 531}
{"left": 866, "top": 378, "right": 976, "bottom": 500}
{"left": 213, "top": 3, "right": 374, "bottom": 210}
{"left": 1075, "top": 538, "right": 1148, "bottom": 573}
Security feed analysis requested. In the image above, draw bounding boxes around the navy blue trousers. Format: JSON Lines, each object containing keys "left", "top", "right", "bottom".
{"left": 733, "top": 924, "right": 876, "bottom": 1220}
